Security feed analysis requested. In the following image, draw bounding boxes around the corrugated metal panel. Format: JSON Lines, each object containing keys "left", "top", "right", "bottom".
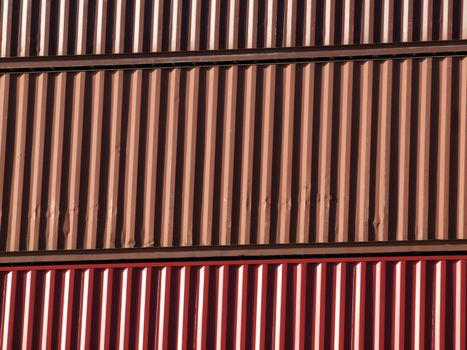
{"left": 1, "top": 0, "right": 466, "bottom": 58}
{"left": 0, "top": 256, "right": 466, "bottom": 348}
{"left": 0, "top": 57, "right": 466, "bottom": 251}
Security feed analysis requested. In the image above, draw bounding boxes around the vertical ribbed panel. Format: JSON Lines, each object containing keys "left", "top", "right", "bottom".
{"left": 0, "top": 0, "right": 466, "bottom": 57}
{"left": 0, "top": 256, "right": 465, "bottom": 348}
{"left": 0, "top": 57, "right": 465, "bottom": 250}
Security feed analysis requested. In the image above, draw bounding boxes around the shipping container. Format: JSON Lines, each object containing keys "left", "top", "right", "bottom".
{"left": 1, "top": 0, "right": 466, "bottom": 58}
{"left": 1, "top": 1, "right": 465, "bottom": 348}
{"left": 0, "top": 57, "right": 466, "bottom": 251}
{"left": 0, "top": 256, "right": 466, "bottom": 348}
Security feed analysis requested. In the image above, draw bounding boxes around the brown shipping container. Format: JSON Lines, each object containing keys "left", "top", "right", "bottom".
{"left": 0, "top": 57, "right": 466, "bottom": 251}
{"left": 0, "top": 0, "right": 466, "bottom": 58}
{"left": 1, "top": 2, "right": 466, "bottom": 349}
{"left": 0, "top": 256, "right": 465, "bottom": 348}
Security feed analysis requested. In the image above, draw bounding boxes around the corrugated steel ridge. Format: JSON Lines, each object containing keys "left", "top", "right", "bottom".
{"left": 2, "top": 240, "right": 467, "bottom": 266}
{"left": 0, "top": 256, "right": 466, "bottom": 348}
{"left": 1, "top": 40, "right": 467, "bottom": 72}
{"left": 1, "top": 0, "right": 466, "bottom": 58}
{"left": 0, "top": 57, "right": 466, "bottom": 251}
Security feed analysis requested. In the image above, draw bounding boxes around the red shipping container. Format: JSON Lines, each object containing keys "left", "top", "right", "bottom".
{"left": 0, "top": 255, "right": 466, "bottom": 349}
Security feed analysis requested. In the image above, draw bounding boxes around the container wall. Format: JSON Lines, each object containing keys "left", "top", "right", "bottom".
{"left": 1, "top": 0, "right": 466, "bottom": 58}
{"left": 0, "top": 57, "right": 466, "bottom": 251}
{"left": 0, "top": 256, "right": 466, "bottom": 349}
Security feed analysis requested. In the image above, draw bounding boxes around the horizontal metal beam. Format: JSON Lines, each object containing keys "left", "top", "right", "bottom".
{"left": 1, "top": 40, "right": 466, "bottom": 73}
{"left": 1, "top": 240, "right": 467, "bottom": 265}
